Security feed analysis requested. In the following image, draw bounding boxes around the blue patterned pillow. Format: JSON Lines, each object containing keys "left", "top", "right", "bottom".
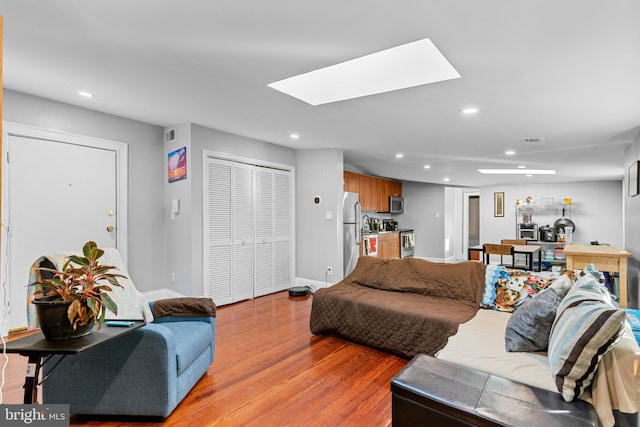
{"left": 481, "top": 266, "right": 554, "bottom": 312}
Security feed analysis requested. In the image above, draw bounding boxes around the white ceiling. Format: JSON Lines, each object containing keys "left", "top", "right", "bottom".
{"left": 1, "top": 1, "right": 639, "bottom": 187}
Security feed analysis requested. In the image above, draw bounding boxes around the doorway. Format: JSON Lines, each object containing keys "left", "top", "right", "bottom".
{"left": 1, "top": 123, "right": 128, "bottom": 333}
{"left": 463, "top": 192, "right": 480, "bottom": 261}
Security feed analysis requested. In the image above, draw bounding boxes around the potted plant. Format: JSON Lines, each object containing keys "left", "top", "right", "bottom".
{"left": 29, "top": 241, "right": 125, "bottom": 340}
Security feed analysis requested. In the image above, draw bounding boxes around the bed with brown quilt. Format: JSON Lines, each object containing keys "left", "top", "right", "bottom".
{"left": 310, "top": 256, "right": 486, "bottom": 359}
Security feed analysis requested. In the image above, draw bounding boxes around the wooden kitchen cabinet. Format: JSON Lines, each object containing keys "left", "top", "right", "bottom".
{"left": 358, "top": 174, "right": 380, "bottom": 212}
{"left": 343, "top": 171, "right": 402, "bottom": 212}
{"left": 344, "top": 171, "right": 359, "bottom": 193}
{"left": 378, "top": 232, "right": 400, "bottom": 259}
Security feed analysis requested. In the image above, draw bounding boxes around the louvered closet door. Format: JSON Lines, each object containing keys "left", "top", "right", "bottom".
{"left": 205, "top": 158, "right": 233, "bottom": 305}
{"left": 274, "top": 170, "right": 291, "bottom": 290}
{"left": 233, "top": 163, "right": 254, "bottom": 302}
{"left": 204, "top": 158, "right": 292, "bottom": 304}
{"left": 254, "top": 167, "right": 275, "bottom": 296}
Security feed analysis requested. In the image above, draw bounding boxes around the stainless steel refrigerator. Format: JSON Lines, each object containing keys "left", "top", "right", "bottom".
{"left": 343, "top": 192, "right": 362, "bottom": 277}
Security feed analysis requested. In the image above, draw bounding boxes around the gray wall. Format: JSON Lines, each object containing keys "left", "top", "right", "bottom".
{"left": 295, "top": 149, "right": 343, "bottom": 284}
{"left": 625, "top": 134, "right": 640, "bottom": 308}
{"left": 3, "top": 90, "right": 165, "bottom": 292}
{"left": 479, "top": 181, "right": 623, "bottom": 247}
{"left": 163, "top": 124, "right": 193, "bottom": 296}
{"left": 401, "top": 181, "right": 446, "bottom": 259}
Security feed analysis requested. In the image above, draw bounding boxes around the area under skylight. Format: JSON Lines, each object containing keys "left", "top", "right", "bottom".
{"left": 268, "top": 38, "right": 461, "bottom": 106}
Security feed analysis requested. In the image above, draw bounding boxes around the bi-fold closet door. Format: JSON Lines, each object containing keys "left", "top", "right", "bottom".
{"left": 204, "top": 157, "right": 291, "bottom": 305}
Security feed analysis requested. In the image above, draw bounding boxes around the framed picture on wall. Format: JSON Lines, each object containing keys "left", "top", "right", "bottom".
{"left": 168, "top": 147, "right": 187, "bottom": 183}
{"left": 629, "top": 161, "right": 639, "bottom": 197}
{"left": 494, "top": 192, "right": 504, "bottom": 217}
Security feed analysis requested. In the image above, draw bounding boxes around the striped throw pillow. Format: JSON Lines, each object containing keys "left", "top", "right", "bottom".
{"left": 548, "top": 275, "right": 625, "bottom": 402}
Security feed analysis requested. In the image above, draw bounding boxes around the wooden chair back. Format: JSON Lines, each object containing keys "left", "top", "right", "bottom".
{"left": 483, "top": 243, "right": 514, "bottom": 266}
{"left": 501, "top": 239, "right": 526, "bottom": 246}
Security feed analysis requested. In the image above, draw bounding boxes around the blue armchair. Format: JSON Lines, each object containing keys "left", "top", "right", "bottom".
{"left": 27, "top": 248, "right": 216, "bottom": 419}
{"left": 41, "top": 302, "right": 216, "bottom": 418}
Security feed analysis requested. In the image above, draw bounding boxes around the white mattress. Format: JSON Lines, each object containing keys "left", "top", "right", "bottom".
{"left": 436, "top": 309, "right": 640, "bottom": 427}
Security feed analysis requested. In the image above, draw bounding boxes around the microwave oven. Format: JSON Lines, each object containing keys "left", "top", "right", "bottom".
{"left": 389, "top": 196, "right": 404, "bottom": 214}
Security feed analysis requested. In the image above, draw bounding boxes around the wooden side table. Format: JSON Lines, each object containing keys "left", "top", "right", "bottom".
{"left": 563, "top": 244, "right": 632, "bottom": 307}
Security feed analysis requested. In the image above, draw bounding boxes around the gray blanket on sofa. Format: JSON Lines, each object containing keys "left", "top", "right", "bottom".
{"left": 310, "top": 257, "right": 486, "bottom": 359}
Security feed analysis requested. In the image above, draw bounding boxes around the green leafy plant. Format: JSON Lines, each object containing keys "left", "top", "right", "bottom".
{"left": 30, "top": 241, "right": 126, "bottom": 330}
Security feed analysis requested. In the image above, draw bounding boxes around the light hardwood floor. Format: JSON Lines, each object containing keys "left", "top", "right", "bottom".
{"left": 2, "top": 291, "right": 408, "bottom": 426}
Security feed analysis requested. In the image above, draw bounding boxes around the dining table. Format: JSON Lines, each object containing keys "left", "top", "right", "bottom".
{"left": 468, "top": 244, "right": 542, "bottom": 271}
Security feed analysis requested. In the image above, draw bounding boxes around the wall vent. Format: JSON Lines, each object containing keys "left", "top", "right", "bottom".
{"left": 520, "top": 137, "right": 545, "bottom": 145}
{"left": 165, "top": 128, "right": 176, "bottom": 143}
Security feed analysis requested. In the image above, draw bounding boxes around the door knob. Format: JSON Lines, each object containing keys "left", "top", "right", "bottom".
{"left": 106, "top": 225, "right": 115, "bottom": 232}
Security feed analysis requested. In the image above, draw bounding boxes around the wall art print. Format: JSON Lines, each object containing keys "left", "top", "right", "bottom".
{"left": 168, "top": 147, "right": 187, "bottom": 183}
{"left": 494, "top": 192, "right": 504, "bottom": 217}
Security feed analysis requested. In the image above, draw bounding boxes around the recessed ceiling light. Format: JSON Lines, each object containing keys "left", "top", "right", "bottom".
{"left": 526, "top": 174, "right": 533, "bottom": 177}
{"left": 395, "top": 153, "right": 404, "bottom": 159}
{"left": 460, "top": 107, "right": 478, "bottom": 114}
{"left": 517, "top": 165, "right": 526, "bottom": 169}
{"left": 478, "top": 169, "right": 556, "bottom": 175}
{"left": 443, "top": 177, "right": 450, "bottom": 182}
{"left": 505, "top": 150, "right": 516, "bottom": 155}
{"left": 290, "top": 133, "right": 300, "bottom": 140}
{"left": 424, "top": 165, "right": 431, "bottom": 169}
{"left": 78, "top": 91, "right": 93, "bottom": 98}
{"left": 268, "top": 38, "right": 460, "bottom": 106}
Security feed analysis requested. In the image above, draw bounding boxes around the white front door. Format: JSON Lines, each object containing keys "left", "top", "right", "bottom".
{"left": 2, "top": 123, "right": 127, "bottom": 333}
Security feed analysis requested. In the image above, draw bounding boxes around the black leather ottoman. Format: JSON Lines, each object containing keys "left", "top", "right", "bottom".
{"left": 391, "top": 355, "right": 597, "bottom": 427}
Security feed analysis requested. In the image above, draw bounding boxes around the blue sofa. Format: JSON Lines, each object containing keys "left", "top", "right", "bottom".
{"left": 41, "top": 301, "right": 216, "bottom": 418}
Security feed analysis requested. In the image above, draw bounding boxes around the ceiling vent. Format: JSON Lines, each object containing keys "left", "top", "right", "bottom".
{"left": 520, "top": 137, "right": 545, "bottom": 145}
{"left": 165, "top": 128, "right": 176, "bottom": 143}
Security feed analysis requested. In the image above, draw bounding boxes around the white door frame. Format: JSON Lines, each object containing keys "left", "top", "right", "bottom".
{"left": 1, "top": 122, "right": 128, "bottom": 333}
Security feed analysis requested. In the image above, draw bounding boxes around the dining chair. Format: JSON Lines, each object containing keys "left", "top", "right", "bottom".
{"left": 483, "top": 243, "right": 515, "bottom": 267}
{"left": 501, "top": 239, "right": 527, "bottom": 245}
{"left": 501, "top": 239, "right": 527, "bottom": 268}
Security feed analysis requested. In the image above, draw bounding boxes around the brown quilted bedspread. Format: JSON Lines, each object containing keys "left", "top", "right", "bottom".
{"left": 310, "top": 257, "right": 486, "bottom": 359}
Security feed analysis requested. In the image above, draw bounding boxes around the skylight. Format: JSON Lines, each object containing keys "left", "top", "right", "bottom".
{"left": 268, "top": 38, "right": 461, "bottom": 106}
{"left": 478, "top": 169, "right": 557, "bottom": 175}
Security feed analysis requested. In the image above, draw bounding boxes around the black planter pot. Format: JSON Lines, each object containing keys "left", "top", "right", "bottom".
{"left": 32, "top": 298, "right": 95, "bottom": 340}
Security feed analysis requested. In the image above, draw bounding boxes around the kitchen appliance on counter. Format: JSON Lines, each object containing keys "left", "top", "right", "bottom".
{"left": 539, "top": 225, "right": 555, "bottom": 242}
{"left": 400, "top": 230, "right": 415, "bottom": 258}
{"left": 343, "top": 192, "right": 362, "bottom": 277}
{"left": 553, "top": 209, "right": 576, "bottom": 236}
{"left": 382, "top": 219, "right": 398, "bottom": 231}
{"left": 390, "top": 196, "right": 404, "bottom": 214}
{"left": 516, "top": 223, "right": 538, "bottom": 240}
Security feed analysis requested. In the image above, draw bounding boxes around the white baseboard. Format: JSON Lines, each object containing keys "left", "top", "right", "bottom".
{"left": 143, "top": 288, "right": 185, "bottom": 301}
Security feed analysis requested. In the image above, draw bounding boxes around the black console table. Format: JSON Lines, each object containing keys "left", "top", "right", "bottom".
{"left": 1, "top": 320, "right": 145, "bottom": 404}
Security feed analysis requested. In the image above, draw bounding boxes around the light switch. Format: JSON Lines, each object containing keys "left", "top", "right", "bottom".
{"left": 325, "top": 211, "right": 333, "bottom": 220}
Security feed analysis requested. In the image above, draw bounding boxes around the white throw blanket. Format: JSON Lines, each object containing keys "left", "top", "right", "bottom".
{"left": 436, "top": 309, "right": 640, "bottom": 427}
